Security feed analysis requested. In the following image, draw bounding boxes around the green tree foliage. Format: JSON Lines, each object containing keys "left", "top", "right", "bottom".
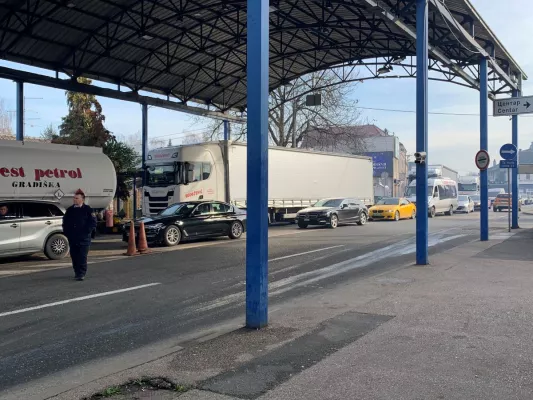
{"left": 52, "top": 77, "right": 138, "bottom": 201}
{"left": 41, "top": 123, "right": 58, "bottom": 140}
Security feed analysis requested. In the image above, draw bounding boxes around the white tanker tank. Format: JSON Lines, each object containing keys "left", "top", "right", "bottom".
{"left": 0, "top": 140, "right": 116, "bottom": 209}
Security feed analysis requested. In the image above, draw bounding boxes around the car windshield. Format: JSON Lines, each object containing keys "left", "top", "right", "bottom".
{"left": 405, "top": 186, "right": 433, "bottom": 197}
{"left": 471, "top": 195, "right": 480, "bottom": 201}
{"left": 158, "top": 203, "right": 197, "bottom": 217}
{"left": 458, "top": 195, "right": 469, "bottom": 201}
{"left": 313, "top": 199, "right": 344, "bottom": 208}
{"left": 376, "top": 198, "right": 399, "bottom": 205}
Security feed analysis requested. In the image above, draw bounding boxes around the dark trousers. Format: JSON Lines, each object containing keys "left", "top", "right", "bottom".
{"left": 70, "top": 244, "right": 90, "bottom": 277}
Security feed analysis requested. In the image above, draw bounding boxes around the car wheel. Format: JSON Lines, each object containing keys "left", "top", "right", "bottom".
{"left": 229, "top": 221, "right": 244, "bottom": 239}
{"left": 44, "top": 233, "right": 69, "bottom": 260}
{"left": 411, "top": 210, "right": 416, "bottom": 219}
{"left": 445, "top": 206, "right": 453, "bottom": 216}
{"left": 298, "top": 221, "right": 308, "bottom": 229}
{"left": 493, "top": 207, "right": 497, "bottom": 212}
{"left": 329, "top": 214, "right": 338, "bottom": 229}
{"left": 394, "top": 211, "right": 400, "bottom": 221}
{"left": 429, "top": 207, "right": 436, "bottom": 218}
{"left": 357, "top": 212, "right": 367, "bottom": 226}
{"left": 162, "top": 225, "right": 181, "bottom": 247}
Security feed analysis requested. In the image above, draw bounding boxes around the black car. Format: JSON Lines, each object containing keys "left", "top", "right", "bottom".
{"left": 123, "top": 201, "right": 247, "bottom": 247}
{"left": 295, "top": 198, "right": 368, "bottom": 229}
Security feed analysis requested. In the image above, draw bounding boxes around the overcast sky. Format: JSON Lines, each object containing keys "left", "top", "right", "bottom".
{"left": 0, "top": 0, "right": 531, "bottom": 175}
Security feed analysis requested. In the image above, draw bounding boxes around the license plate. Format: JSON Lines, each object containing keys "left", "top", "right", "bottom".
{"left": 304, "top": 218, "right": 310, "bottom": 222}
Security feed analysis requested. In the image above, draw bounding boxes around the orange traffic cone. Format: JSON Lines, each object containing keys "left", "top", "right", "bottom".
{"left": 137, "top": 221, "right": 151, "bottom": 254}
{"left": 124, "top": 222, "right": 137, "bottom": 256}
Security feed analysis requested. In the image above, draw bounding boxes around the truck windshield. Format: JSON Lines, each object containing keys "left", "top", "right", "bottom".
{"left": 147, "top": 165, "right": 177, "bottom": 186}
{"left": 405, "top": 186, "right": 433, "bottom": 197}
{"left": 458, "top": 183, "right": 478, "bottom": 191}
{"left": 146, "top": 162, "right": 210, "bottom": 187}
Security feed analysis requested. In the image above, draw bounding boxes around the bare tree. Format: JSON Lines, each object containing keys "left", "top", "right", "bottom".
{"left": 0, "top": 99, "right": 13, "bottom": 136}
{"left": 181, "top": 132, "right": 206, "bottom": 145}
{"left": 196, "top": 69, "right": 365, "bottom": 152}
{"left": 149, "top": 137, "right": 166, "bottom": 149}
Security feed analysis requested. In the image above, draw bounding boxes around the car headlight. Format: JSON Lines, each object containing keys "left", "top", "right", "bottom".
{"left": 147, "top": 223, "right": 165, "bottom": 230}
{"left": 388, "top": 210, "right": 393, "bottom": 213}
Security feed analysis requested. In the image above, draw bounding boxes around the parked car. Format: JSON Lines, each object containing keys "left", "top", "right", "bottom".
{"left": 456, "top": 195, "right": 475, "bottom": 213}
{"left": 0, "top": 200, "right": 69, "bottom": 260}
{"left": 368, "top": 197, "right": 416, "bottom": 221}
{"left": 295, "top": 198, "right": 368, "bottom": 229}
{"left": 123, "top": 201, "right": 246, "bottom": 247}
{"left": 493, "top": 194, "right": 522, "bottom": 212}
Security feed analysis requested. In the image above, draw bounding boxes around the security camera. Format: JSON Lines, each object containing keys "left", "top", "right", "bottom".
{"left": 414, "top": 152, "right": 427, "bottom": 164}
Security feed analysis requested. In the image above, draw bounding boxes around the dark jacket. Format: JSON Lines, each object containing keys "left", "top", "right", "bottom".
{"left": 62, "top": 204, "right": 97, "bottom": 246}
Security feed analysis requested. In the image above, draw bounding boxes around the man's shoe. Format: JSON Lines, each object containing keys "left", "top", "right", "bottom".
{"left": 75, "top": 276, "right": 84, "bottom": 281}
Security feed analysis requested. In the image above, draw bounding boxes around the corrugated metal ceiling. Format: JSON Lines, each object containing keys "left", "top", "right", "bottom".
{"left": 0, "top": 0, "right": 525, "bottom": 110}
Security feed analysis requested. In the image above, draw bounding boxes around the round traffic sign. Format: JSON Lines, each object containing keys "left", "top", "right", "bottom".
{"left": 500, "top": 143, "right": 517, "bottom": 160}
{"left": 475, "top": 150, "right": 490, "bottom": 170}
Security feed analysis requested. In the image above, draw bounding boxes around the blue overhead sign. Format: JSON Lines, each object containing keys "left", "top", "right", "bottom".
{"left": 500, "top": 143, "right": 517, "bottom": 160}
{"left": 500, "top": 160, "right": 517, "bottom": 169}
{"left": 364, "top": 152, "right": 394, "bottom": 177}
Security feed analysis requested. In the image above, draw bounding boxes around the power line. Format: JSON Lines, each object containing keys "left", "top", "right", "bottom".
{"left": 357, "top": 105, "right": 533, "bottom": 118}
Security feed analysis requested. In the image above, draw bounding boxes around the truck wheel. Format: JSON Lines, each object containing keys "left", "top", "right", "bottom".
{"left": 162, "top": 225, "right": 181, "bottom": 247}
{"left": 357, "top": 213, "right": 367, "bottom": 226}
{"left": 298, "top": 221, "right": 308, "bottom": 229}
{"left": 429, "top": 207, "right": 436, "bottom": 218}
{"left": 329, "top": 214, "right": 338, "bottom": 229}
{"left": 229, "top": 221, "right": 244, "bottom": 239}
{"left": 44, "top": 233, "right": 69, "bottom": 260}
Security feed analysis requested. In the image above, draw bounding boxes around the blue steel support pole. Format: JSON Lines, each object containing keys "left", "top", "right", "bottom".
{"left": 141, "top": 103, "right": 148, "bottom": 188}
{"left": 512, "top": 89, "right": 519, "bottom": 228}
{"left": 16, "top": 81, "right": 24, "bottom": 141}
{"left": 223, "top": 120, "right": 229, "bottom": 141}
{"left": 479, "top": 58, "right": 489, "bottom": 241}
{"left": 246, "top": 0, "right": 269, "bottom": 329}
{"left": 416, "top": 0, "right": 429, "bottom": 265}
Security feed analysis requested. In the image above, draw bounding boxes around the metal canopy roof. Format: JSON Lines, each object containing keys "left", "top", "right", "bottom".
{"left": 0, "top": 0, "right": 527, "bottom": 113}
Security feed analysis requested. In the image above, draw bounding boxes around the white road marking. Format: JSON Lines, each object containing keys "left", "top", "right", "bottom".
{"left": 186, "top": 232, "right": 466, "bottom": 314}
{"left": 0, "top": 283, "right": 161, "bottom": 318}
{"left": 268, "top": 245, "right": 344, "bottom": 262}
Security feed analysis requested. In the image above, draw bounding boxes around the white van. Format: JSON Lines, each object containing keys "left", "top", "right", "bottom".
{"left": 405, "top": 178, "right": 459, "bottom": 218}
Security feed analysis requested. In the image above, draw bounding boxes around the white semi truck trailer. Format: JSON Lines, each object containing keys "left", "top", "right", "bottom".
{"left": 143, "top": 142, "right": 374, "bottom": 221}
{"left": 0, "top": 140, "right": 116, "bottom": 210}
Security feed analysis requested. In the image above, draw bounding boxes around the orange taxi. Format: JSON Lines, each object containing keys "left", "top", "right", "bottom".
{"left": 368, "top": 197, "right": 416, "bottom": 221}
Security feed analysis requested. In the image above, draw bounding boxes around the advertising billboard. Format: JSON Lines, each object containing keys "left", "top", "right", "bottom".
{"left": 364, "top": 151, "right": 394, "bottom": 177}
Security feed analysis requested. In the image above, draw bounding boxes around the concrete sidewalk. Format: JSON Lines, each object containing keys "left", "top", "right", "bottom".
{"left": 10, "top": 227, "right": 533, "bottom": 400}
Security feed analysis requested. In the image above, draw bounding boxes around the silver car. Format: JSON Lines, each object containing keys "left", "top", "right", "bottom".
{"left": 0, "top": 200, "right": 70, "bottom": 260}
{"left": 456, "top": 195, "right": 475, "bottom": 213}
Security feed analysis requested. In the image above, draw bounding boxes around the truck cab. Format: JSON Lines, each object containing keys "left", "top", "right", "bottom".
{"left": 143, "top": 144, "right": 222, "bottom": 216}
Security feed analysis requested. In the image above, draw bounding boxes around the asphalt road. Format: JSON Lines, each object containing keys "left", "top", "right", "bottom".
{"left": 0, "top": 212, "right": 513, "bottom": 396}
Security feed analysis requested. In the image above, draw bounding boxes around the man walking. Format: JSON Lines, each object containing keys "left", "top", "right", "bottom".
{"left": 63, "top": 189, "right": 97, "bottom": 281}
